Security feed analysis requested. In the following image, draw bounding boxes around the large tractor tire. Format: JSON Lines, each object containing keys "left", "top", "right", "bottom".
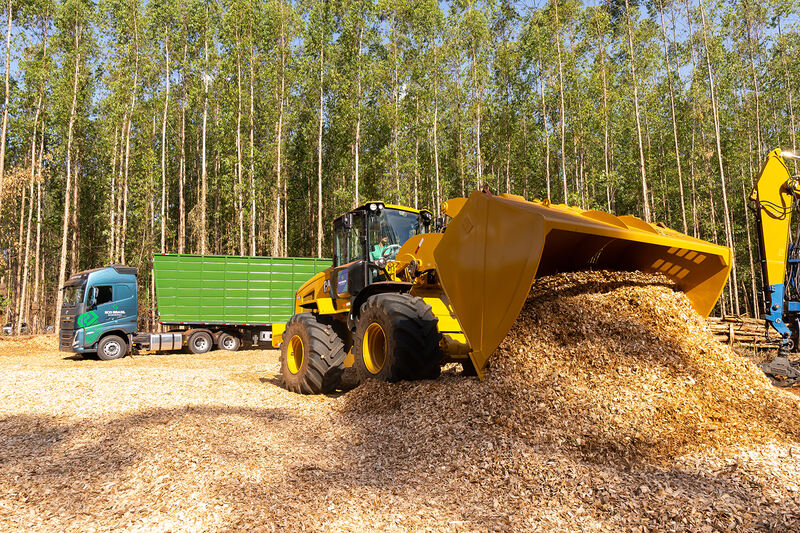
{"left": 353, "top": 293, "right": 442, "bottom": 383}
{"left": 280, "top": 313, "right": 346, "bottom": 394}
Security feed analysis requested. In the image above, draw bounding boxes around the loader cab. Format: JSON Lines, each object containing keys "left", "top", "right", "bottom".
{"left": 333, "top": 203, "right": 432, "bottom": 267}
{"left": 331, "top": 203, "right": 432, "bottom": 298}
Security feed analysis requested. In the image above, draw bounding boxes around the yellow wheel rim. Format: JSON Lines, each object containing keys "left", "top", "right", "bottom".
{"left": 286, "top": 335, "right": 304, "bottom": 374}
{"left": 363, "top": 323, "right": 386, "bottom": 374}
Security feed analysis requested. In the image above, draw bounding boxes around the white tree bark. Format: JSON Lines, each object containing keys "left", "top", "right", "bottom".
{"left": 55, "top": 21, "right": 82, "bottom": 330}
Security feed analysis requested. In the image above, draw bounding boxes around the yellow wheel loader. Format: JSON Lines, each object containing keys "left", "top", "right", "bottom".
{"left": 278, "top": 192, "right": 732, "bottom": 394}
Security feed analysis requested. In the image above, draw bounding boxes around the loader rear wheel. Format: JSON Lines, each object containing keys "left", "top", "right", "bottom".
{"left": 280, "top": 313, "right": 346, "bottom": 394}
{"left": 353, "top": 293, "right": 442, "bottom": 383}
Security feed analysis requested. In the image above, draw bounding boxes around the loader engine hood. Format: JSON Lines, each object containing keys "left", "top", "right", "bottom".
{"left": 434, "top": 192, "right": 732, "bottom": 377}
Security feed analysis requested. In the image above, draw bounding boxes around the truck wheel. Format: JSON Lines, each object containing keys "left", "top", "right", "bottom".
{"left": 218, "top": 332, "right": 241, "bottom": 351}
{"left": 188, "top": 331, "right": 213, "bottom": 354}
{"left": 353, "top": 293, "right": 442, "bottom": 383}
{"left": 280, "top": 313, "right": 346, "bottom": 394}
{"left": 97, "top": 335, "right": 127, "bottom": 361}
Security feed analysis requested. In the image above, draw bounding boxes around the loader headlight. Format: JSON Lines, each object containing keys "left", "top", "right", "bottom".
{"left": 369, "top": 203, "right": 377, "bottom": 211}
{"left": 407, "top": 260, "right": 418, "bottom": 277}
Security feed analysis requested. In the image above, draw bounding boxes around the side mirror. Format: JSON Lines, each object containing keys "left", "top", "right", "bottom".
{"left": 88, "top": 287, "right": 99, "bottom": 308}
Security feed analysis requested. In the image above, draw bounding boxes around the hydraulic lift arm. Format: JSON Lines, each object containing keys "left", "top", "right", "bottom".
{"left": 751, "top": 149, "right": 800, "bottom": 385}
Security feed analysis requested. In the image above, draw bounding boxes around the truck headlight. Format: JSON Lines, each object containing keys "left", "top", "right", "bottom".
{"left": 72, "top": 329, "right": 81, "bottom": 348}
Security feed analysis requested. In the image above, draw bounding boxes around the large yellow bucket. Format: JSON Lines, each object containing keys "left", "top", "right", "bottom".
{"left": 434, "top": 192, "right": 732, "bottom": 377}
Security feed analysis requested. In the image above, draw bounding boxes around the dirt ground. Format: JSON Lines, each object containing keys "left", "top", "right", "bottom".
{"left": 1, "top": 327, "right": 799, "bottom": 532}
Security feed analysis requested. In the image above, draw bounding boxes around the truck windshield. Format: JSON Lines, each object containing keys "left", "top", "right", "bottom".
{"left": 368, "top": 208, "right": 426, "bottom": 261}
{"left": 63, "top": 284, "right": 86, "bottom": 305}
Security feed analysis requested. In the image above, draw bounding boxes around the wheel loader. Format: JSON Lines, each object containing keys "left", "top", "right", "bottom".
{"left": 277, "top": 192, "right": 733, "bottom": 394}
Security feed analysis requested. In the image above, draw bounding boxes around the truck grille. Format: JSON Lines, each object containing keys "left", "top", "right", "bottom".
{"left": 59, "top": 307, "right": 78, "bottom": 351}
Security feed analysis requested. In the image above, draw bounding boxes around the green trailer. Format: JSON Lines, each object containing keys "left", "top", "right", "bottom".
{"left": 58, "top": 254, "right": 330, "bottom": 359}
{"left": 154, "top": 254, "right": 329, "bottom": 326}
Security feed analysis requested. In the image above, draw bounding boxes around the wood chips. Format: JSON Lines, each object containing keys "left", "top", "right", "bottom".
{"left": 1, "top": 270, "right": 799, "bottom": 531}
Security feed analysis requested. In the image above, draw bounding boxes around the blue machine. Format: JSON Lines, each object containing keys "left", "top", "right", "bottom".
{"left": 59, "top": 266, "right": 139, "bottom": 355}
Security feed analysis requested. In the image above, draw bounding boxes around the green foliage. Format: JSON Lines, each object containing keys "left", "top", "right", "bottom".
{"left": 1, "top": 0, "right": 798, "bottom": 324}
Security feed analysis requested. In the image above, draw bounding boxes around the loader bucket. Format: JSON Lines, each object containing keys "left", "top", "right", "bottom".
{"left": 434, "top": 191, "right": 732, "bottom": 378}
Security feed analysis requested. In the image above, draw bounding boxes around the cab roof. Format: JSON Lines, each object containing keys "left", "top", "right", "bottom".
{"left": 64, "top": 265, "right": 138, "bottom": 286}
{"left": 350, "top": 202, "right": 431, "bottom": 215}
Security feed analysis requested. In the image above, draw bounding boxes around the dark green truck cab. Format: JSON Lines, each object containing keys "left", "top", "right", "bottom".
{"left": 59, "top": 254, "right": 330, "bottom": 360}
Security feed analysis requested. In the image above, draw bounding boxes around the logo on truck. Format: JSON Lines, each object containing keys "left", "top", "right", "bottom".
{"left": 337, "top": 270, "right": 348, "bottom": 294}
{"left": 77, "top": 311, "right": 98, "bottom": 328}
{"left": 105, "top": 305, "right": 125, "bottom": 317}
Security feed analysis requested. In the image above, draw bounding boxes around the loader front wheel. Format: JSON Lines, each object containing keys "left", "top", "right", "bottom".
{"left": 353, "top": 293, "right": 442, "bottom": 383}
{"left": 280, "top": 313, "right": 346, "bottom": 394}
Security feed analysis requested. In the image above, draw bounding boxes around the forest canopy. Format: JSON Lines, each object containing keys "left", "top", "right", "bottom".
{"left": 0, "top": 0, "right": 796, "bottom": 330}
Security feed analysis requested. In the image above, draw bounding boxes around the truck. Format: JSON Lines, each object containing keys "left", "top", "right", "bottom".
{"left": 59, "top": 254, "right": 330, "bottom": 360}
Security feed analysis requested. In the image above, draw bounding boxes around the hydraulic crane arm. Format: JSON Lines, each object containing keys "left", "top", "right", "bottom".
{"left": 750, "top": 149, "right": 800, "bottom": 385}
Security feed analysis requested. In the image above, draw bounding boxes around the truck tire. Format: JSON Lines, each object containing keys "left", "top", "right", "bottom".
{"left": 188, "top": 331, "right": 213, "bottom": 354}
{"left": 218, "top": 332, "right": 241, "bottom": 351}
{"left": 280, "top": 313, "right": 346, "bottom": 394}
{"left": 97, "top": 335, "right": 128, "bottom": 361}
{"left": 352, "top": 293, "right": 442, "bottom": 383}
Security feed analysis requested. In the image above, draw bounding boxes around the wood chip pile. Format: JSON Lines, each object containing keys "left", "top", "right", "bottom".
{"left": 1, "top": 270, "right": 799, "bottom": 531}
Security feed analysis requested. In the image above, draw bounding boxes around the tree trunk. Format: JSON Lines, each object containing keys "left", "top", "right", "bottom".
{"left": 200, "top": 13, "right": 209, "bottom": 255}
{"left": 32, "top": 118, "right": 44, "bottom": 331}
{"left": 70, "top": 146, "right": 79, "bottom": 274}
{"left": 55, "top": 20, "right": 82, "bottom": 330}
{"left": 178, "top": 20, "right": 188, "bottom": 254}
{"left": 17, "top": 96, "right": 42, "bottom": 334}
{"left": 741, "top": 179, "right": 759, "bottom": 318}
{"left": 413, "top": 98, "right": 419, "bottom": 209}
{"left": 0, "top": 0, "right": 12, "bottom": 214}
{"left": 595, "top": 20, "right": 611, "bottom": 212}
{"left": 109, "top": 125, "right": 118, "bottom": 259}
{"left": 432, "top": 38, "right": 440, "bottom": 215}
{"left": 392, "top": 14, "right": 400, "bottom": 199}
{"left": 272, "top": 14, "right": 284, "bottom": 255}
{"left": 624, "top": 0, "right": 651, "bottom": 222}
{"left": 554, "top": 1, "right": 567, "bottom": 203}
{"left": 14, "top": 179, "right": 26, "bottom": 322}
{"left": 657, "top": 0, "right": 687, "bottom": 233}
{"left": 778, "top": 16, "right": 796, "bottom": 154}
{"left": 121, "top": 8, "right": 139, "bottom": 265}
{"left": 745, "top": 10, "right": 763, "bottom": 156}
{"left": 160, "top": 30, "right": 170, "bottom": 254}
{"left": 246, "top": 46, "right": 256, "bottom": 255}
{"left": 354, "top": 22, "right": 362, "bottom": 208}
{"left": 538, "top": 56, "right": 551, "bottom": 201}
{"left": 699, "top": 0, "right": 739, "bottom": 315}
{"left": 236, "top": 31, "right": 245, "bottom": 255}
{"left": 317, "top": 37, "right": 324, "bottom": 258}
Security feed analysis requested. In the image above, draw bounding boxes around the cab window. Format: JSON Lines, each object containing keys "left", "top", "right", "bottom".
{"left": 91, "top": 285, "right": 113, "bottom": 307}
{"left": 334, "top": 212, "right": 365, "bottom": 266}
{"left": 115, "top": 284, "right": 133, "bottom": 300}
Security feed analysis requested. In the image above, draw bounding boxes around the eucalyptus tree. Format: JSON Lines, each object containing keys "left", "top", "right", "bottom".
{"left": 14, "top": 0, "right": 54, "bottom": 334}
{"left": 53, "top": 0, "right": 94, "bottom": 329}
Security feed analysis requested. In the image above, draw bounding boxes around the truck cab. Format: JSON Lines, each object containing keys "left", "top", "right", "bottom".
{"left": 59, "top": 266, "right": 138, "bottom": 354}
